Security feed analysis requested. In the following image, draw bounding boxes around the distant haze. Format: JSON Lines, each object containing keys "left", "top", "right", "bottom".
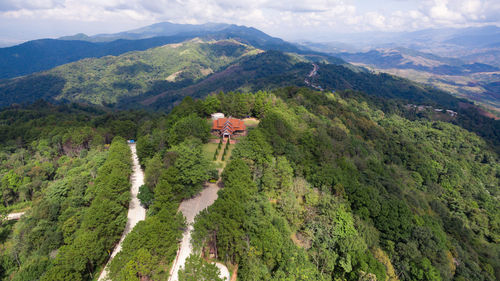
{"left": 0, "top": 0, "right": 499, "bottom": 45}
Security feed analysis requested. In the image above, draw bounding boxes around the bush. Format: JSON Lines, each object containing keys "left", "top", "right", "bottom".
{"left": 209, "top": 169, "right": 219, "bottom": 181}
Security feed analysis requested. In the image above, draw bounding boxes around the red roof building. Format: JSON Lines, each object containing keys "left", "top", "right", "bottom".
{"left": 212, "top": 117, "right": 246, "bottom": 137}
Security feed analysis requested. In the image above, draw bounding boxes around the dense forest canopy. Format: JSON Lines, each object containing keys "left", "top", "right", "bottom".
{"left": 0, "top": 86, "right": 498, "bottom": 281}
{"left": 1, "top": 46, "right": 497, "bottom": 155}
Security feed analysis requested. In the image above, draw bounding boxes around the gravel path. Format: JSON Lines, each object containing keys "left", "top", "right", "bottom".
{"left": 98, "top": 143, "right": 146, "bottom": 281}
{"left": 168, "top": 182, "right": 230, "bottom": 281}
{"left": 4, "top": 212, "right": 26, "bottom": 221}
{"left": 4, "top": 211, "right": 25, "bottom": 221}
{"left": 215, "top": 262, "right": 231, "bottom": 281}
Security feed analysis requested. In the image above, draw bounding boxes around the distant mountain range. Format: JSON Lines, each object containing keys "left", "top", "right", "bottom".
{"left": 303, "top": 25, "right": 500, "bottom": 50}
{"left": 299, "top": 25, "right": 500, "bottom": 67}
{"left": 0, "top": 38, "right": 471, "bottom": 111}
{"left": 338, "top": 47, "right": 499, "bottom": 75}
{"left": 0, "top": 21, "right": 498, "bottom": 117}
{"left": 0, "top": 22, "right": 304, "bottom": 79}
{"left": 60, "top": 22, "right": 303, "bottom": 53}
{"left": 297, "top": 26, "right": 500, "bottom": 116}
{"left": 59, "top": 22, "right": 232, "bottom": 42}
{"left": 333, "top": 48, "right": 500, "bottom": 115}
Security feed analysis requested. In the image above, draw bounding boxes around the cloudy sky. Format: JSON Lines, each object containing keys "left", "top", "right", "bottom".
{"left": 0, "top": 0, "right": 499, "bottom": 44}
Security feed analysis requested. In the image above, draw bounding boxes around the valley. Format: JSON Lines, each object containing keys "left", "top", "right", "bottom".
{"left": 298, "top": 26, "right": 500, "bottom": 117}
{"left": 338, "top": 49, "right": 500, "bottom": 117}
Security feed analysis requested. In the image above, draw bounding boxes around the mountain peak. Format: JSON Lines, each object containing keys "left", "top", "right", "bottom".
{"left": 58, "top": 33, "right": 90, "bottom": 41}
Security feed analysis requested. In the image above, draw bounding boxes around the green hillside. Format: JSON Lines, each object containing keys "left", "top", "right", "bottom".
{"left": 139, "top": 50, "right": 309, "bottom": 109}
{"left": 0, "top": 40, "right": 259, "bottom": 106}
{"left": 191, "top": 89, "right": 500, "bottom": 281}
{"left": 0, "top": 22, "right": 309, "bottom": 80}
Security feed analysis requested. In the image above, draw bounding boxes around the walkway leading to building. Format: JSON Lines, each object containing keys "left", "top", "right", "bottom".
{"left": 98, "top": 143, "right": 146, "bottom": 281}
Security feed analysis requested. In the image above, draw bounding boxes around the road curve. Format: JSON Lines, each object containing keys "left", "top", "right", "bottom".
{"left": 215, "top": 262, "right": 231, "bottom": 281}
{"left": 168, "top": 182, "right": 230, "bottom": 281}
{"left": 98, "top": 143, "right": 147, "bottom": 281}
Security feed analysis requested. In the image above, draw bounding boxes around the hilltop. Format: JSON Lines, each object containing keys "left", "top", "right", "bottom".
{"left": 0, "top": 88, "right": 498, "bottom": 281}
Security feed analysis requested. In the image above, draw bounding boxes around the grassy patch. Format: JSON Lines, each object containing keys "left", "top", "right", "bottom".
{"left": 242, "top": 118, "right": 260, "bottom": 127}
{"left": 202, "top": 142, "right": 219, "bottom": 160}
{"left": 223, "top": 145, "right": 235, "bottom": 163}
{"left": 203, "top": 141, "right": 234, "bottom": 168}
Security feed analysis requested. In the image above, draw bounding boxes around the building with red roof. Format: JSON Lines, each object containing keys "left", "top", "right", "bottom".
{"left": 212, "top": 117, "right": 246, "bottom": 137}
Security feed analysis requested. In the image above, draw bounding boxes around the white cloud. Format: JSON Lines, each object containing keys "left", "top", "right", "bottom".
{"left": 428, "top": 0, "right": 464, "bottom": 22}
{"left": 0, "top": 0, "right": 498, "bottom": 41}
{"left": 418, "top": 0, "right": 500, "bottom": 25}
{"left": 0, "top": 0, "right": 64, "bottom": 11}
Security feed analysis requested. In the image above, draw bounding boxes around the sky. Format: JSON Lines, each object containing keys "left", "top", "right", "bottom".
{"left": 0, "top": 0, "right": 499, "bottom": 45}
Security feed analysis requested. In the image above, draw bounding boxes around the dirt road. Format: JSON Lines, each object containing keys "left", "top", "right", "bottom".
{"left": 168, "top": 182, "right": 230, "bottom": 281}
{"left": 98, "top": 143, "right": 146, "bottom": 281}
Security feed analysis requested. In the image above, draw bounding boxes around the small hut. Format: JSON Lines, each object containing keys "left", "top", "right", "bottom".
{"left": 211, "top": 113, "right": 225, "bottom": 120}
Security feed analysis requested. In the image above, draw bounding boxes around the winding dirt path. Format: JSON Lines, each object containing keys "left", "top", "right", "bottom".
{"left": 168, "top": 182, "right": 230, "bottom": 281}
{"left": 304, "top": 63, "right": 323, "bottom": 91}
{"left": 98, "top": 143, "right": 146, "bottom": 281}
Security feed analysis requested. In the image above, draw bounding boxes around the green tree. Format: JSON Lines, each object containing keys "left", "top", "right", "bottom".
{"left": 117, "top": 248, "right": 159, "bottom": 281}
{"left": 179, "top": 255, "right": 225, "bottom": 281}
{"left": 203, "top": 95, "right": 222, "bottom": 115}
{"left": 145, "top": 155, "right": 163, "bottom": 189}
{"left": 168, "top": 115, "right": 211, "bottom": 145}
{"left": 138, "top": 185, "right": 154, "bottom": 208}
{"left": 169, "top": 138, "right": 211, "bottom": 198}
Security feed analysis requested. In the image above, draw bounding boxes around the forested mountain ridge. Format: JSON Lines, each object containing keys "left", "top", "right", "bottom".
{"left": 0, "top": 40, "right": 342, "bottom": 109}
{"left": 1, "top": 38, "right": 498, "bottom": 152}
{"left": 0, "top": 18, "right": 498, "bottom": 281}
{"left": 0, "top": 40, "right": 260, "bottom": 106}
{"left": 0, "top": 36, "right": 200, "bottom": 79}
{"left": 0, "top": 22, "right": 304, "bottom": 79}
